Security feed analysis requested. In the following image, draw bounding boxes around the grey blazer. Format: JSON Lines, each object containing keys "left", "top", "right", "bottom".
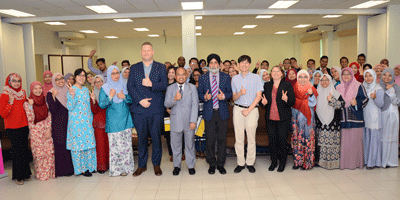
{"left": 164, "top": 82, "right": 199, "bottom": 132}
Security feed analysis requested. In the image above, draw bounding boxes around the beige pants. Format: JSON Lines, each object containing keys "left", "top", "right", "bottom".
{"left": 233, "top": 105, "right": 259, "bottom": 166}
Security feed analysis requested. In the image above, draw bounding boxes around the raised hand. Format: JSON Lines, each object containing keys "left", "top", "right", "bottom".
{"left": 8, "top": 94, "right": 15, "bottom": 104}
{"left": 204, "top": 90, "right": 212, "bottom": 101}
{"left": 89, "top": 49, "right": 96, "bottom": 58}
{"left": 90, "top": 91, "right": 96, "bottom": 103}
{"left": 282, "top": 90, "right": 288, "bottom": 102}
{"left": 51, "top": 88, "right": 58, "bottom": 97}
{"left": 307, "top": 88, "right": 313, "bottom": 95}
{"left": 359, "top": 67, "right": 364, "bottom": 76}
{"left": 109, "top": 89, "right": 116, "bottom": 98}
{"left": 174, "top": 89, "right": 182, "bottom": 101}
{"left": 172, "top": 63, "right": 176, "bottom": 67}
{"left": 255, "top": 60, "right": 260, "bottom": 69}
{"left": 27, "top": 98, "right": 34, "bottom": 105}
{"left": 279, "top": 62, "right": 283, "bottom": 68}
{"left": 370, "top": 90, "right": 377, "bottom": 99}
{"left": 112, "top": 61, "right": 117, "bottom": 65}
{"left": 299, "top": 64, "right": 303, "bottom": 69}
{"left": 139, "top": 98, "right": 152, "bottom": 108}
{"left": 327, "top": 92, "right": 332, "bottom": 102}
{"left": 217, "top": 89, "right": 225, "bottom": 100}
{"left": 351, "top": 98, "right": 357, "bottom": 106}
{"left": 240, "top": 86, "right": 247, "bottom": 96}
{"left": 386, "top": 83, "right": 394, "bottom": 90}
{"left": 66, "top": 83, "right": 75, "bottom": 98}
{"left": 261, "top": 94, "right": 268, "bottom": 105}
{"left": 142, "top": 74, "right": 152, "bottom": 87}
{"left": 117, "top": 90, "right": 125, "bottom": 99}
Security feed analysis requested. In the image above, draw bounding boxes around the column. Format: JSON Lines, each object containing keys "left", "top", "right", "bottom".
{"left": 294, "top": 34, "right": 301, "bottom": 65}
{"left": 22, "top": 23, "right": 36, "bottom": 87}
{"left": 357, "top": 16, "right": 368, "bottom": 56}
{"left": 321, "top": 32, "right": 333, "bottom": 68}
{"left": 181, "top": 12, "right": 197, "bottom": 62}
{"left": 0, "top": 18, "right": 6, "bottom": 86}
{"left": 386, "top": 4, "right": 400, "bottom": 67}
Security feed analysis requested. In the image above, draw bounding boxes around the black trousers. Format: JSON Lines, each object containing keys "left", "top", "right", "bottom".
{"left": 205, "top": 110, "right": 227, "bottom": 167}
{"left": 6, "top": 126, "right": 32, "bottom": 181}
{"left": 266, "top": 120, "right": 290, "bottom": 167}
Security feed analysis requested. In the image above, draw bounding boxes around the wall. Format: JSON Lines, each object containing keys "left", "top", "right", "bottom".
{"left": 367, "top": 13, "right": 387, "bottom": 66}
{"left": 301, "top": 40, "right": 320, "bottom": 66}
{"left": 339, "top": 35, "right": 358, "bottom": 63}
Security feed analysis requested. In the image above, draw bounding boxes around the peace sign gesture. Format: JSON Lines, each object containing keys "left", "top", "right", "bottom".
{"left": 66, "top": 83, "right": 75, "bottom": 98}
{"left": 281, "top": 90, "right": 288, "bottom": 102}
{"left": 261, "top": 94, "right": 268, "bottom": 105}
{"left": 255, "top": 60, "right": 261, "bottom": 69}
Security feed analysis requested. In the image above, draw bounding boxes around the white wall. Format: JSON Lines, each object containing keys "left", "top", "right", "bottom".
{"left": 367, "top": 13, "right": 387, "bottom": 66}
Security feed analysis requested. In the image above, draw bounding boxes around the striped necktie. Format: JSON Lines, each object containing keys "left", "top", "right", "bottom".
{"left": 212, "top": 75, "right": 218, "bottom": 108}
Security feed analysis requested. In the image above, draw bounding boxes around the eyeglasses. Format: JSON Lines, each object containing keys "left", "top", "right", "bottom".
{"left": 77, "top": 74, "right": 86, "bottom": 78}
{"left": 55, "top": 78, "right": 64, "bottom": 82}
{"left": 11, "top": 80, "right": 21, "bottom": 83}
{"left": 111, "top": 72, "right": 120, "bottom": 75}
{"left": 193, "top": 74, "right": 200, "bottom": 77}
{"left": 320, "top": 79, "right": 330, "bottom": 82}
{"left": 94, "top": 81, "right": 103, "bottom": 84}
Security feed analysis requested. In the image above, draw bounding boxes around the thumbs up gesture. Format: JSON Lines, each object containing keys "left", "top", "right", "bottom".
{"left": 174, "top": 89, "right": 182, "bottom": 101}
{"left": 282, "top": 90, "right": 288, "bottom": 102}
{"left": 117, "top": 90, "right": 125, "bottom": 99}
{"left": 142, "top": 74, "right": 152, "bottom": 87}
{"left": 327, "top": 92, "right": 333, "bottom": 102}
{"left": 351, "top": 97, "right": 357, "bottom": 106}
{"left": 28, "top": 98, "right": 34, "bottom": 105}
{"left": 240, "top": 86, "right": 247, "bottom": 96}
{"left": 261, "top": 94, "right": 268, "bottom": 105}
{"left": 204, "top": 90, "right": 212, "bottom": 101}
{"left": 109, "top": 89, "right": 116, "bottom": 98}
{"left": 307, "top": 88, "right": 313, "bottom": 95}
{"left": 370, "top": 90, "right": 377, "bottom": 99}
{"left": 217, "top": 89, "right": 225, "bottom": 100}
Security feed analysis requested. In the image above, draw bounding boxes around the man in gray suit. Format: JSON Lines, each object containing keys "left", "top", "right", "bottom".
{"left": 164, "top": 67, "right": 199, "bottom": 175}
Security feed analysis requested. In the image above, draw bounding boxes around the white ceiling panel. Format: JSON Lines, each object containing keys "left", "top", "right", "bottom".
{"left": 98, "top": 0, "right": 131, "bottom": 5}
{"left": 109, "top": 4, "right": 139, "bottom": 13}
{"left": 62, "top": 6, "right": 96, "bottom": 15}
{"left": 203, "top": 0, "right": 229, "bottom": 10}
{"left": 11, "top": 0, "right": 62, "bottom": 10}
{"left": 70, "top": 0, "right": 104, "bottom": 6}
{"left": 225, "top": 0, "right": 254, "bottom": 9}
{"left": 41, "top": 0, "right": 81, "bottom": 7}
{"left": 247, "top": 0, "right": 278, "bottom": 9}
{"left": 125, "top": 0, "right": 160, "bottom": 11}
{"left": 154, "top": 0, "right": 181, "bottom": 11}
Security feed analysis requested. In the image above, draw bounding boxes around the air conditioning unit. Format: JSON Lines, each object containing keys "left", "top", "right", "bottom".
{"left": 61, "top": 41, "right": 84, "bottom": 47}
{"left": 306, "top": 26, "right": 334, "bottom": 34}
{"left": 58, "top": 32, "right": 86, "bottom": 40}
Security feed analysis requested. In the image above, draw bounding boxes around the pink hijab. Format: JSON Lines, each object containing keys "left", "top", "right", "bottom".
{"left": 42, "top": 71, "right": 53, "bottom": 96}
{"left": 395, "top": 65, "right": 400, "bottom": 85}
{"left": 51, "top": 73, "right": 68, "bottom": 108}
{"left": 336, "top": 67, "right": 361, "bottom": 108}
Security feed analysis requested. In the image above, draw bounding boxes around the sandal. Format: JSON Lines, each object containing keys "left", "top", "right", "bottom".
{"left": 120, "top": 173, "right": 128, "bottom": 176}
{"left": 15, "top": 180, "right": 24, "bottom": 185}
{"left": 24, "top": 178, "right": 31, "bottom": 181}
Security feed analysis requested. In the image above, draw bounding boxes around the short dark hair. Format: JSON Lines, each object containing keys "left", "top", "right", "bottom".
{"left": 290, "top": 57, "right": 297, "bottom": 62}
{"left": 121, "top": 60, "right": 130, "bottom": 66}
{"left": 223, "top": 60, "right": 231, "bottom": 65}
{"left": 96, "top": 58, "right": 105, "bottom": 64}
{"left": 238, "top": 55, "right": 251, "bottom": 64}
{"left": 192, "top": 68, "right": 203, "bottom": 75}
{"left": 340, "top": 57, "right": 349, "bottom": 63}
{"left": 261, "top": 60, "right": 269, "bottom": 66}
{"left": 167, "top": 66, "right": 176, "bottom": 73}
{"left": 189, "top": 57, "right": 199, "bottom": 64}
{"left": 363, "top": 63, "right": 372, "bottom": 70}
{"left": 320, "top": 55, "right": 328, "bottom": 61}
{"left": 199, "top": 59, "right": 206, "bottom": 65}
{"left": 283, "top": 58, "right": 291, "bottom": 63}
{"left": 74, "top": 68, "right": 86, "bottom": 78}
{"left": 307, "top": 59, "right": 315, "bottom": 64}
{"left": 231, "top": 59, "right": 236, "bottom": 63}
{"left": 358, "top": 53, "right": 366, "bottom": 59}
{"left": 142, "top": 42, "right": 153, "bottom": 48}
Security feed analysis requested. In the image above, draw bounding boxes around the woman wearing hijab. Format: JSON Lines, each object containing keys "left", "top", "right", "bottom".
{"left": 121, "top": 67, "right": 130, "bottom": 83}
{"left": 90, "top": 75, "right": 109, "bottom": 174}
{"left": 46, "top": 73, "right": 74, "bottom": 177}
{"left": 307, "top": 68, "right": 315, "bottom": 83}
{"left": 64, "top": 73, "right": 75, "bottom": 86}
{"left": 67, "top": 69, "right": 97, "bottom": 177}
{"left": 23, "top": 81, "right": 55, "bottom": 180}
{"left": 312, "top": 70, "right": 323, "bottom": 89}
{"left": 394, "top": 65, "right": 400, "bottom": 85}
{"left": 259, "top": 69, "right": 270, "bottom": 84}
{"left": 42, "top": 71, "right": 53, "bottom": 96}
{"left": 331, "top": 66, "right": 342, "bottom": 87}
{"left": 362, "top": 69, "right": 384, "bottom": 169}
{"left": 99, "top": 66, "right": 134, "bottom": 176}
{"left": 0, "top": 73, "right": 32, "bottom": 185}
{"left": 291, "top": 70, "right": 318, "bottom": 170}
{"left": 337, "top": 67, "right": 368, "bottom": 170}
{"left": 350, "top": 62, "right": 364, "bottom": 83}
{"left": 285, "top": 68, "right": 297, "bottom": 87}
{"left": 315, "top": 74, "right": 344, "bottom": 169}
{"left": 374, "top": 64, "right": 383, "bottom": 83}
{"left": 380, "top": 68, "right": 400, "bottom": 168}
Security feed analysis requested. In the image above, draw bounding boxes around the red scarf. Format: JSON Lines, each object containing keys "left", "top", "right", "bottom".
{"left": 349, "top": 62, "right": 363, "bottom": 82}
{"left": 285, "top": 69, "right": 298, "bottom": 87}
{"left": 29, "top": 81, "right": 49, "bottom": 124}
{"left": 293, "top": 81, "right": 318, "bottom": 125}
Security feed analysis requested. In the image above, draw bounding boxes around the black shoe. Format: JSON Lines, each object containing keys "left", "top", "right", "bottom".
{"left": 247, "top": 166, "right": 256, "bottom": 173}
{"left": 83, "top": 170, "right": 92, "bottom": 177}
{"left": 208, "top": 166, "right": 216, "bottom": 175}
{"left": 269, "top": 163, "right": 278, "bottom": 171}
{"left": 277, "top": 165, "right": 285, "bottom": 172}
{"left": 292, "top": 165, "right": 300, "bottom": 170}
{"left": 98, "top": 170, "right": 106, "bottom": 174}
{"left": 188, "top": 168, "right": 196, "bottom": 175}
{"left": 234, "top": 165, "right": 245, "bottom": 173}
{"left": 301, "top": 167, "right": 306, "bottom": 170}
{"left": 172, "top": 167, "right": 181, "bottom": 176}
{"left": 217, "top": 166, "right": 227, "bottom": 175}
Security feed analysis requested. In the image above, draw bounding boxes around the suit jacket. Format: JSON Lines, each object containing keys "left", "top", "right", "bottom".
{"left": 164, "top": 83, "right": 199, "bottom": 132}
{"left": 262, "top": 80, "right": 296, "bottom": 121}
{"left": 127, "top": 61, "right": 167, "bottom": 115}
{"left": 198, "top": 72, "right": 232, "bottom": 122}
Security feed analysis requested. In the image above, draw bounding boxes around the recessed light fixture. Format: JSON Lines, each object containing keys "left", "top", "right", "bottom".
{"left": 44, "top": 22, "right": 66, "bottom": 25}
{"left": 256, "top": 15, "right": 274, "bottom": 19}
{"left": 181, "top": 2, "right": 204, "bottom": 10}
{"left": 80, "top": 30, "right": 98, "bottom": 33}
{"left": 234, "top": 32, "right": 245, "bottom": 35}
{"left": 113, "top": 19, "right": 133, "bottom": 22}
{"left": 196, "top": 26, "right": 202, "bottom": 30}
{"left": 269, "top": 1, "right": 299, "bottom": 9}
{"left": 242, "top": 25, "right": 257, "bottom": 29}
{"left": 275, "top": 31, "right": 288, "bottom": 34}
{"left": 104, "top": 36, "right": 118, "bottom": 39}
{"left": 0, "top": 9, "right": 35, "bottom": 17}
{"left": 148, "top": 34, "right": 159, "bottom": 37}
{"left": 322, "top": 15, "right": 342, "bottom": 18}
{"left": 134, "top": 28, "right": 149, "bottom": 31}
{"left": 293, "top": 24, "right": 311, "bottom": 28}
{"left": 85, "top": 5, "right": 117, "bottom": 13}
{"left": 196, "top": 33, "right": 201, "bottom": 36}
{"left": 195, "top": 16, "right": 203, "bottom": 20}
{"left": 350, "top": 0, "right": 389, "bottom": 9}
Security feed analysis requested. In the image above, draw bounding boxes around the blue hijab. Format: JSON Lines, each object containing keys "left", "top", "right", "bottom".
{"left": 102, "top": 65, "right": 128, "bottom": 103}
{"left": 312, "top": 70, "right": 323, "bottom": 86}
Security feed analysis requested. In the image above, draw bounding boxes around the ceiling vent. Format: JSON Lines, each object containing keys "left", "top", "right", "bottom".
{"left": 58, "top": 32, "right": 86, "bottom": 40}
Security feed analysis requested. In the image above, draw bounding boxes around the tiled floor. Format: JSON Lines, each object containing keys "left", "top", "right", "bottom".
{"left": 1, "top": 148, "right": 400, "bottom": 200}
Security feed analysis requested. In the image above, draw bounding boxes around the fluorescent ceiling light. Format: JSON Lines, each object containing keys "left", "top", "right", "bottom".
{"left": 148, "top": 34, "right": 159, "bottom": 37}
{"left": 181, "top": 2, "right": 204, "bottom": 10}
{"left": 44, "top": 22, "right": 66, "bottom": 25}
{"left": 293, "top": 24, "right": 311, "bottom": 28}
{"left": 79, "top": 30, "right": 98, "bottom": 33}
{"left": 234, "top": 32, "right": 245, "bottom": 35}
{"left": 269, "top": 1, "right": 299, "bottom": 9}
{"left": 134, "top": 28, "right": 149, "bottom": 31}
{"left": 242, "top": 25, "right": 257, "bottom": 29}
{"left": 322, "top": 15, "right": 342, "bottom": 18}
{"left": 275, "top": 31, "right": 288, "bottom": 34}
{"left": 196, "top": 26, "right": 202, "bottom": 30}
{"left": 350, "top": 1, "right": 389, "bottom": 9}
{"left": 256, "top": 15, "right": 274, "bottom": 19}
{"left": 196, "top": 33, "right": 201, "bottom": 36}
{"left": 0, "top": 9, "right": 35, "bottom": 17}
{"left": 104, "top": 36, "right": 118, "bottom": 39}
{"left": 195, "top": 16, "right": 203, "bottom": 20}
{"left": 85, "top": 5, "right": 117, "bottom": 13}
{"left": 113, "top": 19, "right": 132, "bottom": 22}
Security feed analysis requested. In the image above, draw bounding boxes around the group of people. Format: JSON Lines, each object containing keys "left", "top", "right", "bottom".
{"left": 1, "top": 42, "right": 399, "bottom": 186}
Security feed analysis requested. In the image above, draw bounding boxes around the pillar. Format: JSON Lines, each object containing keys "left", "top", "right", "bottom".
{"left": 22, "top": 23, "right": 36, "bottom": 88}
{"left": 181, "top": 12, "right": 197, "bottom": 62}
{"left": 386, "top": 4, "right": 400, "bottom": 67}
{"left": 321, "top": 32, "right": 334, "bottom": 68}
{"left": 0, "top": 17, "right": 6, "bottom": 86}
{"left": 357, "top": 16, "right": 368, "bottom": 56}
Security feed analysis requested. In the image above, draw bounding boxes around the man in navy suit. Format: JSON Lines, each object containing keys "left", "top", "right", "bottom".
{"left": 198, "top": 53, "right": 232, "bottom": 175}
{"left": 127, "top": 42, "right": 167, "bottom": 177}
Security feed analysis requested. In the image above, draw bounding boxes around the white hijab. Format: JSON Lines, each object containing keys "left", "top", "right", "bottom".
{"left": 316, "top": 74, "right": 341, "bottom": 126}
{"left": 363, "top": 69, "right": 383, "bottom": 129}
